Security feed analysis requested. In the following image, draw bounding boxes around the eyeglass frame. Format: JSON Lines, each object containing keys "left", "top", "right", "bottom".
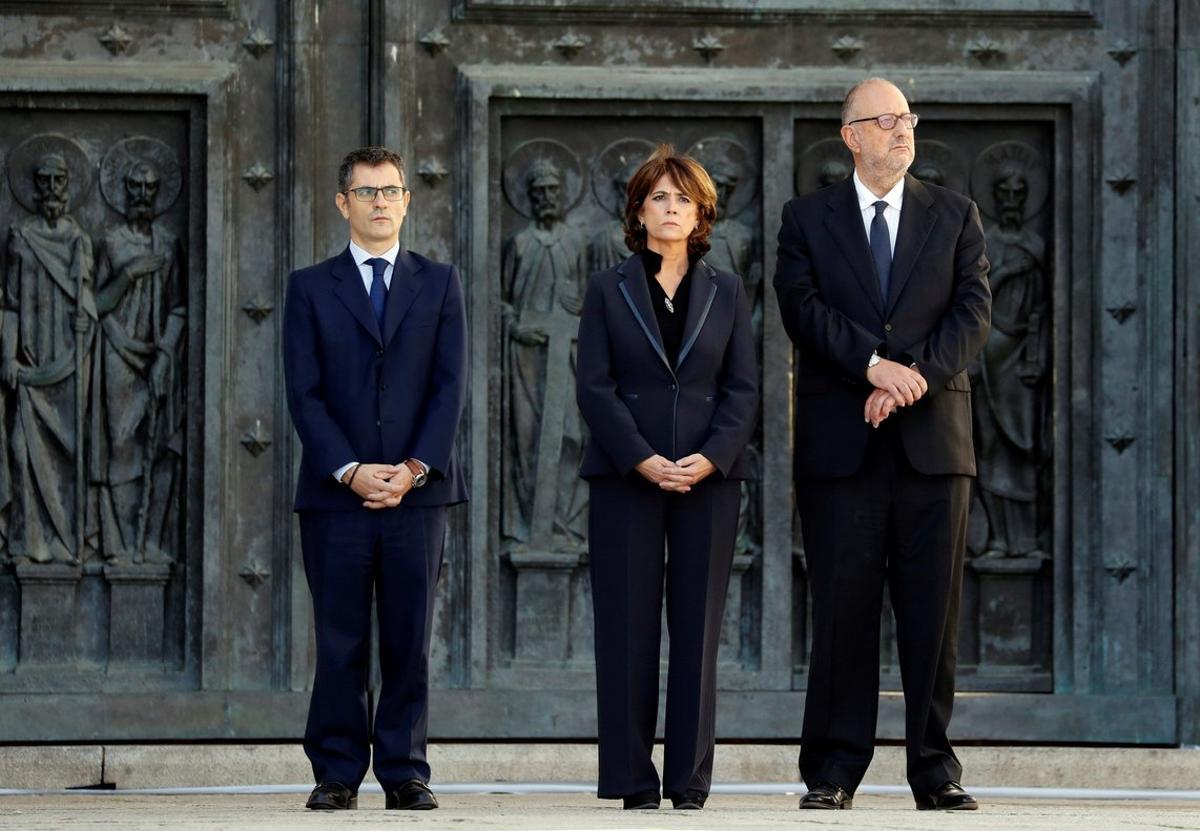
{"left": 844, "top": 112, "right": 920, "bottom": 130}
{"left": 343, "top": 185, "right": 410, "bottom": 202}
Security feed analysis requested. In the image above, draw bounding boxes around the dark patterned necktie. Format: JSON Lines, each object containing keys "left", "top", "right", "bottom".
{"left": 364, "top": 257, "right": 389, "bottom": 330}
{"left": 870, "top": 200, "right": 892, "bottom": 302}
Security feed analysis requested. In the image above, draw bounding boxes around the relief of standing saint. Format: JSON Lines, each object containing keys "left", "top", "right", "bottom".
{"left": 970, "top": 145, "right": 1051, "bottom": 559}
{"left": 2, "top": 138, "right": 97, "bottom": 564}
{"left": 93, "top": 140, "right": 186, "bottom": 564}
{"left": 587, "top": 139, "right": 653, "bottom": 274}
{"left": 500, "top": 148, "right": 589, "bottom": 553}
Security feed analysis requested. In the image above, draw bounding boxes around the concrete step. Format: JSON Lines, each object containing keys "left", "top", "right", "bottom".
{"left": 3, "top": 744, "right": 1199, "bottom": 791}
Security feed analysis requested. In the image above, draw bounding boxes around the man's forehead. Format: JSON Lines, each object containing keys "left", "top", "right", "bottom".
{"left": 348, "top": 162, "right": 403, "bottom": 185}
{"left": 852, "top": 81, "right": 909, "bottom": 114}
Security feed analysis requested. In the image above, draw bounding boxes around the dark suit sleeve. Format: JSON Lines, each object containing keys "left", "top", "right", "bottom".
{"left": 283, "top": 273, "right": 357, "bottom": 478}
{"left": 773, "top": 199, "right": 883, "bottom": 379}
{"left": 699, "top": 276, "right": 759, "bottom": 476}
{"left": 898, "top": 200, "right": 992, "bottom": 391}
{"left": 409, "top": 265, "right": 468, "bottom": 480}
{"left": 576, "top": 274, "right": 656, "bottom": 474}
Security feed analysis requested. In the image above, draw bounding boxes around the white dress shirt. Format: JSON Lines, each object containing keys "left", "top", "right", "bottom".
{"left": 852, "top": 170, "right": 904, "bottom": 257}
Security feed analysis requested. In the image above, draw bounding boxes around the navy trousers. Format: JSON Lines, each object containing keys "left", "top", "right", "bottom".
{"left": 299, "top": 504, "right": 446, "bottom": 791}
{"left": 796, "top": 423, "right": 969, "bottom": 795}
{"left": 587, "top": 475, "right": 740, "bottom": 800}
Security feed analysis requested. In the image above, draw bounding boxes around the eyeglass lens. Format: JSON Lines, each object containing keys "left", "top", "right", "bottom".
{"left": 350, "top": 186, "right": 406, "bottom": 202}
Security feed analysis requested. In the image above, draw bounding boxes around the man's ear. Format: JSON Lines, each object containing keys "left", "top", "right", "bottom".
{"left": 840, "top": 124, "right": 859, "bottom": 154}
{"left": 335, "top": 191, "right": 349, "bottom": 219}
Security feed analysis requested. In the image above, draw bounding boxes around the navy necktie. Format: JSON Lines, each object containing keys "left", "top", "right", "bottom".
{"left": 870, "top": 200, "right": 892, "bottom": 302}
{"left": 364, "top": 257, "right": 389, "bottom": 331}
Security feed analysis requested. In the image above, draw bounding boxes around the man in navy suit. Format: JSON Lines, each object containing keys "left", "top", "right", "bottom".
{"left": 774, "top": 79, "right": 991, "bottom": 811}
{"left": 283, "top": 146, "right": 467, "bottom": 811}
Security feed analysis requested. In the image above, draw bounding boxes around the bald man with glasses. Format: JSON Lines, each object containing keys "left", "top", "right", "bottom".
{"left": 774, "top": 78, "right": 991, "bottom": 812}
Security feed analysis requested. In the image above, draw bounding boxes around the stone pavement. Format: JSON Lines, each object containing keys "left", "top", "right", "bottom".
{"left": 2, "top": 792, "right": 1200, "bottom": 830}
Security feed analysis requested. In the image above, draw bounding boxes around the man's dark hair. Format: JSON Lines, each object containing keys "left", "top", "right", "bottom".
{"left": 337, "top": 146, "right": 406, "bottom": 193}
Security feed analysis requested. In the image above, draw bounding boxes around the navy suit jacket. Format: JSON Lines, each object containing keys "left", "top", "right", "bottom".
{"left": 774, "top": 173, "right": 991, "bottom": 480}
{"left": 576, "top": 254, "right": 759, "bottom": 480}
{"left": 283, "top": 246, "right": 468, "bottom": 511}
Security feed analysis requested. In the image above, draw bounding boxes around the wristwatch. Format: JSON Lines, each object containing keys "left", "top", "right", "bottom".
{"left": 403, "top": 458, "right": 428, "bottom": 488}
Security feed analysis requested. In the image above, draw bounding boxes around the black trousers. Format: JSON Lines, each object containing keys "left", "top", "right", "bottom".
{"left": 796, "top": 424, "right": 969, "bottom": 795}
{"left": 299, "top": 505, "right": 446, "bottom": 791}
{"left": 587, "top": 475, "right": 741, "bottom": 800}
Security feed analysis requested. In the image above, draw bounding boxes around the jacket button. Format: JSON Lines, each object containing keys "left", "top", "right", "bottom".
{"left": 376, "top": 419, "right": 381, "bottom": 427}
{"left": 884, "top": 323, "right": 893, "bottom": 332}
{"left": 670, "top": 383, "right": 677, "bottom": 390}
{"left": 377, "top": 348, "right": 384, "bottom": 356}
{"left": 380, "top": 384, "right": 388, "bottom": 391}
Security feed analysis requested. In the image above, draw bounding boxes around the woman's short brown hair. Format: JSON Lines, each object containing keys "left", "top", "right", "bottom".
{"left": 623, "top": 144, "right": 718, "bottom": 258}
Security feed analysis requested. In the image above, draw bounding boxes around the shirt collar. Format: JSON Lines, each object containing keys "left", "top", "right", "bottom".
{"left": 349, "top": 239, "right": 400, "bottom": 268}
{"left": 852, "top": 170, "right": 905, "bottom": 214}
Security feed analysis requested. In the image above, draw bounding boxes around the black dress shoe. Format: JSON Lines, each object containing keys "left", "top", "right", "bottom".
{"left": 915, "top": 780, "right": 979, "bottom": 811}
{"left": 799, "top": 782, "right": 853, "bottom": 809}
{"left": 385, "top": 778, "right": 439, "bottom": 810}
{"left": 306, "top": 781, "right": 357, "bottom": 810}
{"left": 622, "top": 790, "right": 661, "bottom": 809}
{"left": 670, "top": 789, "right": 707, "bottom": 809}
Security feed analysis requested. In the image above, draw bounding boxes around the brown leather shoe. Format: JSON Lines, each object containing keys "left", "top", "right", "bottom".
{"left": 305, "top": 781, "right": 356, "bottom": 810}
{"left": 384, "top": 778, "right": 439, "bottom": 810}
{"left": 915, "top": 780, "right": 979, "bottom": 811}
{"left": 799, "top": 782, "right": 853, "bottom": 809}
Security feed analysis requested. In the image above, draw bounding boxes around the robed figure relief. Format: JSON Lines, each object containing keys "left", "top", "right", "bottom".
{"left": 500, "top": 142, "right": 589, "bottom": 556}
{"left": 93, "top": 139, "right": 186, "bottom": 564}
{"left": 970, "top": 142, "right": 1051, "bottom": 560}
{"left": 688, "top": 138, "right": 760, "bottom": 326}
{"left": 2, "top": 137, "right": 97, "bottom": 565}
{"left": 587, "top": 139, "right": 653, "bottom": 274}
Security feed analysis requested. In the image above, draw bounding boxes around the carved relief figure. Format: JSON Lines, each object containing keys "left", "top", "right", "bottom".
{"left": 970, "top": 143, "right": 1051, "bottom": 559}
{"left": 501, "top": 146, "right": 589, "bottom": 553}
{"left": 93, "top": 139, "right": 186, "bottom": 564}
{"left": 587, "top": 139, "right": 653, "bottom": 274}
{"left": 796, "top": 137, "right": 853, "bottom": 196}
{"left": 2, "top": 137, "right": 97, "bottom": 564}
{"left": 911, "top": 140, "right": 968, "bottom": 194}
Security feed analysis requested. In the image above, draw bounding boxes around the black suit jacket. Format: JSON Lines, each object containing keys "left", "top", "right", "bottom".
{"left": 774, "top": 174, "right": 991, "bottom": 480}
{"left": 283, "top": 246, "right": 469, "bottom": 510}
{"left": 577, "top": 254, "right": 758, "bottom": 480}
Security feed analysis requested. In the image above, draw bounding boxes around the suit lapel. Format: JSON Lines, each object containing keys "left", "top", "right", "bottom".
{"left": 331, "top": 248, "right": 382, "bottom": 345}
{"left": 615, "top": 254, "right": 671, "bottom": 373}
{"left": 382, "top": 249, "right": 424, "bottom": 345}
{"left": 824, "top": 179, "right": 885, "bottom": 316}
{"left": 676, "top": 260, "right": 718, "bottom": 369}
{"left": 885, "top": 174, "right": 937, "bottom": 315}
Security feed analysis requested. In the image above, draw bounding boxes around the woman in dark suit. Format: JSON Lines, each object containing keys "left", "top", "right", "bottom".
{"left": 576, "top": 144, "right": 759, "bottom": 811}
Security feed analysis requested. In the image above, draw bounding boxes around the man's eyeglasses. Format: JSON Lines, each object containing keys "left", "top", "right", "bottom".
{"left": 345, "top": 185, "right": 409, "bottom": 202}
{"left": 845, "top": 113, "right": 920, "bottom": 130}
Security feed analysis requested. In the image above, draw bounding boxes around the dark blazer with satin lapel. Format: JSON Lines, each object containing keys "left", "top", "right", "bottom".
{"left": 774, "top": 173, "right": 991, "bottom": 480}
{"left": 577, "top": 254, "right": 758, "bottom": 480}
{"left": 283, "top": 246, "right": 468, "bottom": 510}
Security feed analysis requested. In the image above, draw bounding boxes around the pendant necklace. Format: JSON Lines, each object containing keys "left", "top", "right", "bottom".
{"left": 664, "top": 296, "right": 674, "bottom": 314}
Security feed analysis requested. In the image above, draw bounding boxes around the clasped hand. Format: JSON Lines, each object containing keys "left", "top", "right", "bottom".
{"left": 342, "top": 463, "right": 414, "bottom": 509}
{"left": 635, "top": 453, "right": 715, "bottom": 494}
{"left": 864, "top": 358, "right": 928, "bottom": 428}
